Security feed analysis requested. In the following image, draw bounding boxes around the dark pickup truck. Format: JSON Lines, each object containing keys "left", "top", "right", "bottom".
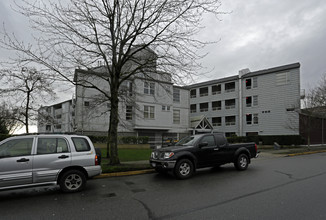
{"left": 150, "top": 133, "right": 258, "bottom": 179}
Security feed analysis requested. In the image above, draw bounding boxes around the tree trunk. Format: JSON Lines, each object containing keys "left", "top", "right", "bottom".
{"left": 25, "top": 91, "right": 30, "bottom": 133}
{"left": 107, "top": 89, "right": 120, "bottom": 165}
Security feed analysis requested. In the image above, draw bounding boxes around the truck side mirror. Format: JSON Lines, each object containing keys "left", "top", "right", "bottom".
{"left": 198, "top": 142, "right": 208, "bottom": 148}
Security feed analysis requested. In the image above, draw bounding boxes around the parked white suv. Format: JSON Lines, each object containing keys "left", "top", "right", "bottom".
{"left": 0, "top": 134, "right": 102, "bottom": 193}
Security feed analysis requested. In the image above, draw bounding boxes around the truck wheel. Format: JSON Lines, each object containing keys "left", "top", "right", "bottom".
{"left": 234, "top": 154, "right": 249, "bottom": 171}
{"left": 174, "top": 159, "right": 194, "bottom": 179}
{"left": 59, "top": 170, "right": 86, "bottom": 193}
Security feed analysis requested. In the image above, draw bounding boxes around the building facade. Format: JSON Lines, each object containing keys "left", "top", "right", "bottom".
{"left": 38, "top": 100, "right": 75, "bottom": 133}
{"left": 38, "top": 56, "right": 301, "bottom": 141}
{"left": 187, "top": 63, "right": 301, "bottom": 137}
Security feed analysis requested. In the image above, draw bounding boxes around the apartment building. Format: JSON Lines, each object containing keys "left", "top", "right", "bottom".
{"left": 187, "top": 63, "right": 301, "bottom": 137}
{"left": 38, "top": 100, "right": 75, "bottom": 133}
{"left": 38, "top": 45, "right": 301, "bottom": 140}
{"left": 72, "top": 67, "right": 189, "bottom": 144}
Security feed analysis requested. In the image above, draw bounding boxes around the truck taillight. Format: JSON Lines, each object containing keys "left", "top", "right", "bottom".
{"left": 255, "top": 144, "right": 258, "bottom": 152}
{"left": 95, "top": 155, "right": 99, "bottom": 166}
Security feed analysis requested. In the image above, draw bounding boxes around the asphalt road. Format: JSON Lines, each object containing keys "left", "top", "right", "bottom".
{"left": 1, "top": 153, "right": 326, "bottom": 220}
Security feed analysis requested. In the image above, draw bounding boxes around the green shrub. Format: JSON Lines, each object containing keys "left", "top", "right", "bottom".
{"left": 227, "top": 135, "right": 303, "bottom": 145}
{"left": 88, "top": 135, "right": 149, "bottom": 144}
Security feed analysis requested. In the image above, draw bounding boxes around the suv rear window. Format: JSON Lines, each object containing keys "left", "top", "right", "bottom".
{"left": 72, "top": 137, "right": 91, "bottom": 152}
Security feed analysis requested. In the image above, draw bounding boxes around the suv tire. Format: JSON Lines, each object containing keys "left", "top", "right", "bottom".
{"left": 174, "top": 159, "right": 194, "bottom": 179}
{"left": 234, "top": 154, "right": 249, "bottom": 171}
{"left": 59, "top": 170, "right": 86, "bottom": 193}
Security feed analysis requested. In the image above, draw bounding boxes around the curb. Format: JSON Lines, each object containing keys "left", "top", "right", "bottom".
{"left": 95, "top": 169, "right": 155, "bottom": 178}
{"left": 286, "top": 150, "right": 326, "bottom": 157}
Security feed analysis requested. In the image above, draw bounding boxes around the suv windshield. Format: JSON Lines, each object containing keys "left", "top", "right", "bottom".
{"left": 175, "top": 135, "right": 200, "bottom": 146}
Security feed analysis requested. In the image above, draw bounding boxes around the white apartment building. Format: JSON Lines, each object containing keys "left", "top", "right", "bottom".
{"left": 38, "top": 46, "right": 301, "bottom": 141}
{"left": 38, "top": 100, "right": 75, "bottom": 133}
{"left": 187, "top": 63, "right": 301, "bottom": 137}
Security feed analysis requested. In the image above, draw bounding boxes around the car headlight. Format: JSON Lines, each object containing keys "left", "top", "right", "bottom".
{"left": 163, "top": 152, "right": 174, "bottom": 159}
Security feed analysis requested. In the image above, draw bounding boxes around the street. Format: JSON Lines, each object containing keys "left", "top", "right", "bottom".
{"left": 1, "top": 153, "right": 326, "bottom": 220}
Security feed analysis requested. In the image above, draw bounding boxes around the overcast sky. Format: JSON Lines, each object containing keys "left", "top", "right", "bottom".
{"left": 1, "top": 0, "right": 326, "bottom": 104}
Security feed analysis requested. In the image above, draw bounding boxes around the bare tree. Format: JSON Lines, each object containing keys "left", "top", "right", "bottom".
{"left": 0, "top": 66, "right": 56, "bottom": 133}
{"left": 300, "top": 73, "right": 326, "bottom": 147}
{"left": 0, "top": 102, "right": 23, "bottom": 134}
{"left": 0, "top": 0, "right": 223, "bottom": 164}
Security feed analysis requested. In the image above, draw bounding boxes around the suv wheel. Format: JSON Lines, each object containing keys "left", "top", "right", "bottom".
{"left": 174, "top": 159, "right": 194, "bottom": 179}
{"left": 59, "top": 170, "right": 86, "bottom": 193}
{"left": 234, "top": 154, "right": 249, "bottom": 171}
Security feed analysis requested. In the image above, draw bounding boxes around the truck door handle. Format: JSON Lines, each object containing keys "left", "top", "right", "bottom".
{"left": 17, "top": 158, "right": 29, "bottom": 162}
{"left": 58, "top": 155, "right": 69, "bottom": 159}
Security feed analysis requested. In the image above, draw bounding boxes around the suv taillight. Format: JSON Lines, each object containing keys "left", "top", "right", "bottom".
{"left": 95, "top": 155, "right": 99, "bottom": 166}
{"left": 255, "top": 144, "right": 258, "bottom": 152}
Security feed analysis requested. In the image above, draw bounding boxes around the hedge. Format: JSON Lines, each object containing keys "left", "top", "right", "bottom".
{"left": 87, "top": 135, "right": 149, "bottom": 144}
{"left": 227, "top": 135, "right": 304, "bottom": 145}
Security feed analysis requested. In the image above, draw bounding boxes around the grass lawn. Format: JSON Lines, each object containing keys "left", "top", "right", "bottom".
{"left": 94, "top": 144, "right": 153, "bottom": 173}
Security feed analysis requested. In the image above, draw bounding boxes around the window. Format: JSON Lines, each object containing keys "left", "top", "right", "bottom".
{"left": 225, "top": 99, "right": 236, "bottom": 109}
{"left": 190, "top": 104, "right": 196, "bottom": 113}
{"left": 253, "top": 113, "right": 259, "bottom": 124}
{"left": 144, "top": 82, "right": 155, "bottom": 95}
{"left": 225, "top": 116, "right": 236, "bottom": 126}
{"left": 46, "top": 125, "right": 51, "bottom": 131}
{"left": 246, "top": 114, "right": 252, "bottom": 125}
{"left": 253, "top": 95, "right": 258, "bottom": 106}
{"left": 173, "top": 109, "right": 180, "bottom": 124}
{"left": 212, "top": 84, "right": 221, "bottom": 95}
{"left": 276, "top": 72, "right": 289, "bottom": 85}
{"left": 173, "top": 88, "right": 180, "bottom": 103}
{"left": 84, "top": 101, "right": 90, "bottom": 107}
{"left": 126, "top": 106, "right": 132, "bottom": 120}
{"left": 72, "top": 137, "right": 91, "bottom": 152}
{"left": 144, "top": 105, "right": 155, "bottom": 119}
{"left": 212, "top": 117, "right": 222, "bottom": 126}
{"left": 162, "top": 105, "right": 170, "bottom": 111}
{"left": 253, "top": 77, "right": 258, "bottom": 88}
{"left": 200, "top": 102, "right": 208, "bottom": 112}
{"left": 127, "top": 81, "right": 133, "bottom": 96}
{"left": 199, "top": 87, "right": 208, "bottom": 97}
{"left": 56, "top": 114, "right": 62, "bottom": 119}
{"left": 190, "top": 89, "right": 196, "bottom": 98}
{"left": 225, "top": 82, "right": 235, "bottom": 93}
{"left": 55, "top": 124, "right": 62, "bottom": 129}
{"left": 37, "top": 138, "right": 69, "bottom": 154}
{"left": 0, "top": 138, "right": 33, "bottom": 157}
{"left": 246, "top": 97, "right": 252, "bottom": 107}
{"left": 225, "top": 132, "right": 236, "bottom": 137}
{"left": 212, "top": 101, "right": 221, "bottom": 111}
{"left": 246, "top": 78, "right": 252, "bottom": 89}
{"left": 46, "top": 107, "right": 51, "bottom": 113}
{"left": 246, "top": 77, "right": 258, "bottom": 89}
{"left": 199, "top": 135, "right": 216, "bottom": 147}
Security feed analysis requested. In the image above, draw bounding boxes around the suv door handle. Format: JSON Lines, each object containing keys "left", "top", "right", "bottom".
{"left": 58, "top": 155, "right": 69, "bottom": 159}
{"left": 17, "top": 158, "right": 29, "bottom": 162}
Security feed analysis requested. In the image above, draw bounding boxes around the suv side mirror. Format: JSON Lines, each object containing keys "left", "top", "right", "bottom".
{"left": 198, "top": 142, "right": 208, "bottom": 148}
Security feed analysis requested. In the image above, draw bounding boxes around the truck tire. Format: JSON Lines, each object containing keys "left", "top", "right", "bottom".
{"left": 59, "top": 170, "right": 86, "bottom": 193}
{"left": 174, "top": 159, "right": 194, "bottom": 179}
{"left": 234, "top": 154, "right": 249, "bottom": 171}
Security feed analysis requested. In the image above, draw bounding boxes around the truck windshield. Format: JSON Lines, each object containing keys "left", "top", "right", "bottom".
{"left": 176, "top": 135, "right": 200, "bottom": 146}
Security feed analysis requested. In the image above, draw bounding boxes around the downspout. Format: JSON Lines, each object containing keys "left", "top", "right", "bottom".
{"left": 238, "top": 75, "right": 243, "bottom": 136}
